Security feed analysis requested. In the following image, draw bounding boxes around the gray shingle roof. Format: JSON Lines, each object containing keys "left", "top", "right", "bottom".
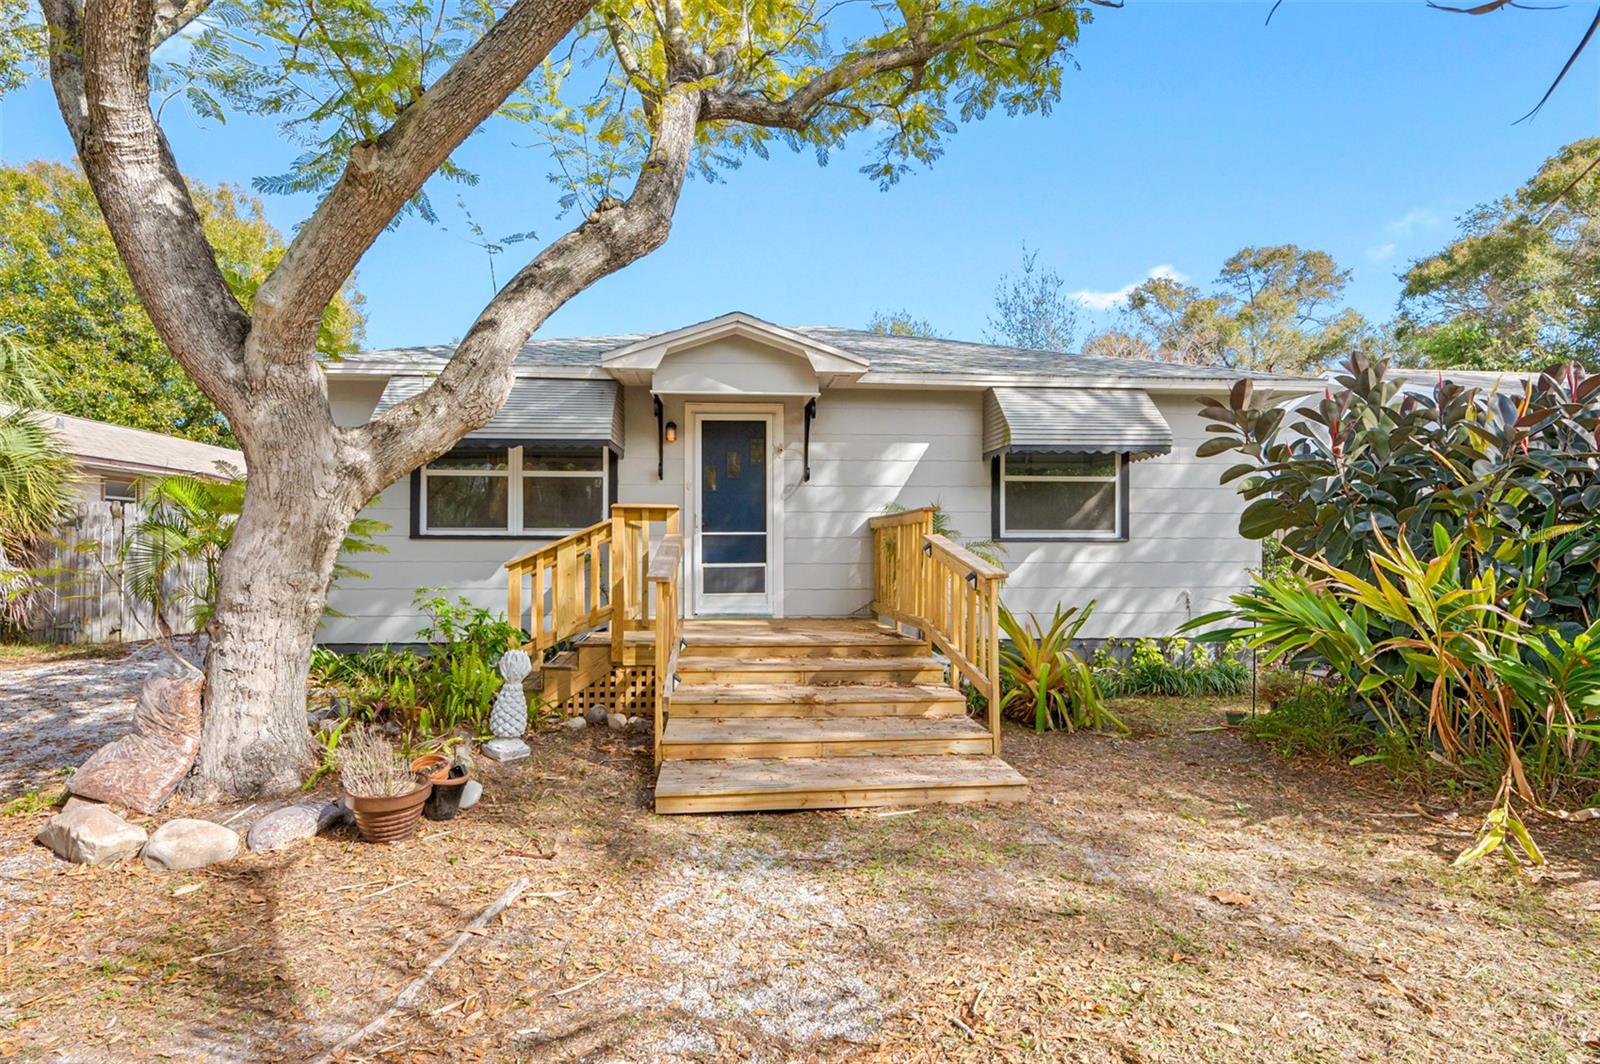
{"left": 346, "top": 323, "right": 1309, "bottom": 384}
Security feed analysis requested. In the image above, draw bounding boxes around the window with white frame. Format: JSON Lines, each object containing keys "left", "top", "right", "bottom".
{"left": 101, "top": 477, "right": 139, "bottom": 504}
{"left": 1000, "top": 452, "right": 1122, "bottom": 538}
{"left": 419, "top": 445, "right": 607, "bottom": 536}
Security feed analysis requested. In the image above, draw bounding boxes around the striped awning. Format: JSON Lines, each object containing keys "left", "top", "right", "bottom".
{"left": 983, "top": 387, "right": 1172, "bottom": 461}
{"left": 374, "top": 375, "right": 624, "bottom": 453}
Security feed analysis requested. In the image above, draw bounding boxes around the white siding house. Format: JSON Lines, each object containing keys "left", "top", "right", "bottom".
{"left": 320, "top": 313, "right": 1318, "bottom": 644}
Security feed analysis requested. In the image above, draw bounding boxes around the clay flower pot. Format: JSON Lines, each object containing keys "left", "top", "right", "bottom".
{"left": 346, "top": 782, "right": 432, "bottom": 843}
{"left": 423, "top": 764, "right": 471, "bottom": 821}
{"left": 410, "top": 753, "right": 451, "bottom": 781}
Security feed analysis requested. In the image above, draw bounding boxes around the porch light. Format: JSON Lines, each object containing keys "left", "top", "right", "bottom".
{"left": 665, "top": 421, "right": 677, "bottom": 443}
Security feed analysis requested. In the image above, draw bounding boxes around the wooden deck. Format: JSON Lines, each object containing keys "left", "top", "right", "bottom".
{"left": 647, "top": 619, "right": 1027, "bottom": 813}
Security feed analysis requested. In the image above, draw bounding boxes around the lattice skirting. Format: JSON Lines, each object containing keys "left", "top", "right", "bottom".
{"left": 551, "top": 666, "right": 657, "bottom": 718}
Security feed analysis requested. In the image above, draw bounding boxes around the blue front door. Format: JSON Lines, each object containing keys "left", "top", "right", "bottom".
{"left": 695, "top": 416, "right": 772, "bottom": 614}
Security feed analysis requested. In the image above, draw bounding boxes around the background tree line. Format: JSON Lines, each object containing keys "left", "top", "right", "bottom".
{"left": 875, "top": 136, "right": 1599, "bottom": 375}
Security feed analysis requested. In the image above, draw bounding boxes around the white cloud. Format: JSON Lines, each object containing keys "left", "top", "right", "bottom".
{"left": 1384, "top": 207, "right": 1442, "bottom": 239}
{"left": 1071, "top": 264, "right": 1187, "bottom": 312}
{"left": 1365, "top": 242, "right": 1399, "bottom": 263}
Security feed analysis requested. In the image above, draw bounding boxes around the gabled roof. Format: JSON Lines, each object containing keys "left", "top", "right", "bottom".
{"left": 27, "top": 409, "right": 244, "bottom": 480}
{"left": 333, "top": 312, "right": 1322, "bottom": 391}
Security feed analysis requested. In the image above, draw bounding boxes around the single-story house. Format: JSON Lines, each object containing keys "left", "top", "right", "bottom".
{"left": 323, "top": 312, "right": 1320, "bottom": 641}
{"left": 37, "top": 409, "right": 244, "bottom": 503}
{"left": 324, "top": 312, "right": 1320, "bottom": 811}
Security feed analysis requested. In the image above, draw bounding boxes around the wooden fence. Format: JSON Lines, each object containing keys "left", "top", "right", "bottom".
{"left": 23, "top": 500, "right": 205, "bottom": 644}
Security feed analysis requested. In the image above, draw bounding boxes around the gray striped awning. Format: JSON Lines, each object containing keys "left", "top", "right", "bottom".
{"left": 983, "top": 387, "right": 1172, "bottom": 461}
{"left": 374, "top": 375, "right": 624, "bottom": 453}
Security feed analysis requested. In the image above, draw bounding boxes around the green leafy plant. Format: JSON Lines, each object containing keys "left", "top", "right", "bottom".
{"left": 123, "top": 474, "right": 387, "bottom": 631}
{"left": 0, "top": 334, "right": 76, "bottom": 631}
{"left": 1189, "top": 525, "right": 1600, "bottom": 864}
{"left": 1197, "top": 351, "right": 1600, "bottom": 635}
{"left": 1243, "top": 680, "right": 1368, "bottom": 760}
{"left": 1095, "top": 637, "right": 1250, "bottom": 698}
{"left": 997, "top": 603, "right": 1123, "bottom": 734}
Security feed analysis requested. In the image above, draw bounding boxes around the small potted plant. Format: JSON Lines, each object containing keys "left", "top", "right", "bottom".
{"left": 340, "top": 725, "right": 431, "bottom": 843}
{"left": 423, "top": 742, "right": 473, "bottom": 822}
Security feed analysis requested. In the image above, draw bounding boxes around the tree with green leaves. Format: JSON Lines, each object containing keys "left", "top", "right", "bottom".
{"left": 36, "top": 0, "right": 1104, "bottom": 796}
{"left": 1396, "top": 138, "right": 1600, "bottom": 371}
{"left": 0, "top": 161, "right": 364, "bottom": 445}
{"left": 1118, "top": 245, "right": 1366, "bottom": 373}
{"left": 0, "top": 334, "right": 75, "bottom": 630}
{"left": 868, "top": 310, "right": 941, "bottom": 338}
{"left": 986, "top": 245, "right": 1079, "bottom": 351}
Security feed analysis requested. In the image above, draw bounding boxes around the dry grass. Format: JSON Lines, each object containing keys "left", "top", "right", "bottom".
{"left": 0, "top": 641, "right": 133, "bottom": 670}
{"left": 1, "top": 691, "right": 1598, "bottom": 1062}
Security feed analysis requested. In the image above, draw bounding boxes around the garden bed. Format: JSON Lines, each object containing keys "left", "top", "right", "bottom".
{"left": 0, "top": 666, "right": 1597, "bottom": 1061}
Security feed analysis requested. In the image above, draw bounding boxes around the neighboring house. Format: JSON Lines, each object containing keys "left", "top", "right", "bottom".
{"left": 322, "top": 312, "right": 1321, "bottom": 645}
{"left": 38, "top": 410, "right": 244, "bottom": 502}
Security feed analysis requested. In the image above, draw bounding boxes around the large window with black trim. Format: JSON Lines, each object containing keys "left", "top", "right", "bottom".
{"left": 416, "top": 445, "right": 609, "bottom": 536}
{"left": 998, "top": 452, "right": 1125, "bottom": 539}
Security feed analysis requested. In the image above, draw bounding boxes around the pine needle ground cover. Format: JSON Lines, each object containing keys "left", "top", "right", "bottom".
{"left": 1, "top": 653, "right": 1597, "bottom": 1062}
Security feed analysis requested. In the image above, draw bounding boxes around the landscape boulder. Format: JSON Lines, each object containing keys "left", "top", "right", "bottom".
{"left": 141, "top": 818, "right": 240, "bottom": 870}
{"left": 582, "top": 705, "right": 608, "bottom": 726}
{"left": 246, "top": 799, "right": 348, "bottom": 853}
{"left": 459, "top": 779, "right": 483, "bottom": 810}
{"left": 36, "top": 802, "right": 147, "bottom": 866}
{"left": 67, "top": 655, "right": 204, "bottom": 814}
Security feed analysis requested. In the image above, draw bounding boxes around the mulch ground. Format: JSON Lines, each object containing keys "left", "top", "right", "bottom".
{"left": 1, "top": 682, "right": 1598, "bottom": 1062}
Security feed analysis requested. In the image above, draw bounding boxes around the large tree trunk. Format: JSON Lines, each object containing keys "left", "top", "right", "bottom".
{"left": 188, "top": 417, "right": 359, "bottom": 800}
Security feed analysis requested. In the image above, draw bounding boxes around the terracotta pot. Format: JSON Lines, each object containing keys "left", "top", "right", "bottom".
{"left": 346, "top": 783, "right": 431, "bottom": 843}
{"left": 410, "top": 753, "right": 451, "bottom": 781}
{"left": 423, "top": 764, "right": 470, "bottom": 821}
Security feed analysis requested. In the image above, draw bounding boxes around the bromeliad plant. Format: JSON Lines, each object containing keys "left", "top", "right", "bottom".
{"left": 1188, "top": 524, "right": 1600, "bottom": 865}
{"left": 998, "top": 603, "right": 1124, "bottom": 734}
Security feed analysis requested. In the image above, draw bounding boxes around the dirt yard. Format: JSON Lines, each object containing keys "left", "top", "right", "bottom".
{"left": 2, "top": 652, "right": 1598, "bottom": 1063}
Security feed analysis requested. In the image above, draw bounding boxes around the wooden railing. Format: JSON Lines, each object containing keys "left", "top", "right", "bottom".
{"left": 648, "top": 533, "right": 684, "bottom": 767}
{"left": 868, "top": 508, "right": 1008, "bottom": 755}
{"left": 505, "top": 504, "right": 680, "bottom": 656}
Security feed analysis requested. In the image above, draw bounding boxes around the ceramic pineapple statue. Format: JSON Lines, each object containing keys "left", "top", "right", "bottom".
{"left": 483, "top": 648, "right": 533, "bottom": 762}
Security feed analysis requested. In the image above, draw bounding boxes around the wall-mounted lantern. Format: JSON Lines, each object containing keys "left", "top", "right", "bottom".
{"left": 664, "top": 421, "right": 677, "bottom": 444}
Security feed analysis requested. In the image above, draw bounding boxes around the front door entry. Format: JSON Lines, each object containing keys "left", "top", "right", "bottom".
{"left": 693, "top": 415, "right": 774, "bottom": 614}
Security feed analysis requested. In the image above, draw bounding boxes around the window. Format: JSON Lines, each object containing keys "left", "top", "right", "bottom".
{"left": 419, "top": 446, "right": 607, "bottom": 536}
{"left": 101, "top": 477, "right": 139, "bottom": 504}
{"left": 1000, "top": 452, "right": 1122, "bottom": 539}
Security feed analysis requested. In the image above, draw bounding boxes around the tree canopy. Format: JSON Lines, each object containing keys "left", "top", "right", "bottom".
{"left": 0, "top": 161, "right": 364, "bottom": 445}
{"left": 1396, "top": 138, "right": 1600, "bottom": 371}
{"left": 1118, "top": 245, "right": 1367, "bottom": 374}
{"left": 986, "top": 245, "right": 1079, "bottom": 351}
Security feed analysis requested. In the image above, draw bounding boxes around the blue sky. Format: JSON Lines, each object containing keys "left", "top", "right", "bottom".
{"left": 2, "top": 0, "right": 1596, "bottom": 350}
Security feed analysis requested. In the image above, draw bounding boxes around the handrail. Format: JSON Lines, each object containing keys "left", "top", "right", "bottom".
{"left": 867, "top": 506, "right": 938, "bottom": 530}
{"left": 870, "top": 515, "right": 1007, "bottom": 755}
{"left": 504, "top": 504, "right": 680, "bottom": 657}
{"left": 648, "top": 533, "right": 684, "bottom": 767}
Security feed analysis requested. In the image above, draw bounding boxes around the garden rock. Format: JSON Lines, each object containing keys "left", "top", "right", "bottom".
{"left": 563, "top": 716, "right": 587, "bottom": 731}
{"left": 142, "top": 818, "right": 240, "bottom": 870}
{"left": 246, "top": 799, "right": 346, "bottom": 853}
{"left": 583, "top": 705, "right": 608, "bottom": 726}
{"left": 36, "top": 803, "right": 147, "bottom": 866}
{"left": 606, "top": 712, "right": 628, "bottom": 731}
{"left": 67, "top": 655, "right": 204, "bottom": 814}
{"left": 459, "top": 779, "right": 482, "bottom": 810}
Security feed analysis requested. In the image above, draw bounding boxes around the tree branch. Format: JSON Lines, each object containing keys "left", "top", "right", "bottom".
{"left": 355, "top": 87, "right": 704, "bottom": 489}
{"left": 249, "top": 0, "right": 594, "bottom": 363}
{"left": 701, "top": 1, "right": 1074, "bottom": 128}
{"left": 41, "top": 0, "right": 250, "bottom": 409}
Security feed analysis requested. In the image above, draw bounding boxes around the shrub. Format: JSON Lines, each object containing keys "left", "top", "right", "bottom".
{"left": 1243, "top": 680, "right": 1367, "bottom": 760}
{"left": 997, "top": 603, "right": 1124, "bottom": 733}
{"left": 337, "top": 724, "right": 421, "bottom": 798}
{"left": 1095, "top": 637, "right": 1250, "bottom": 698}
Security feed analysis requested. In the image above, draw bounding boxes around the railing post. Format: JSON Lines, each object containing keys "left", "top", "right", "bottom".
{"left": 986, "top": 579, "right": 1002, "bottom": 755}
{"left": 611, "top": 507, "right": 626, "bottom": 661}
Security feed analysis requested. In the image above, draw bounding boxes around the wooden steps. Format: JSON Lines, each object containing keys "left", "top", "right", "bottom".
{"left": 674, "top": 655, "right": 947, "bottom": 685}
{"left": 670, "top": 682, "right": 968, "bottom": 718}
{"left": 651, "top": 618, "right": 1026, "bottom": 814}
{"left": 655, "top": 755, "right": 1028, "bottom": 814}
{"left": 661, "top": 715, "right": 992, "bottom": 759}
